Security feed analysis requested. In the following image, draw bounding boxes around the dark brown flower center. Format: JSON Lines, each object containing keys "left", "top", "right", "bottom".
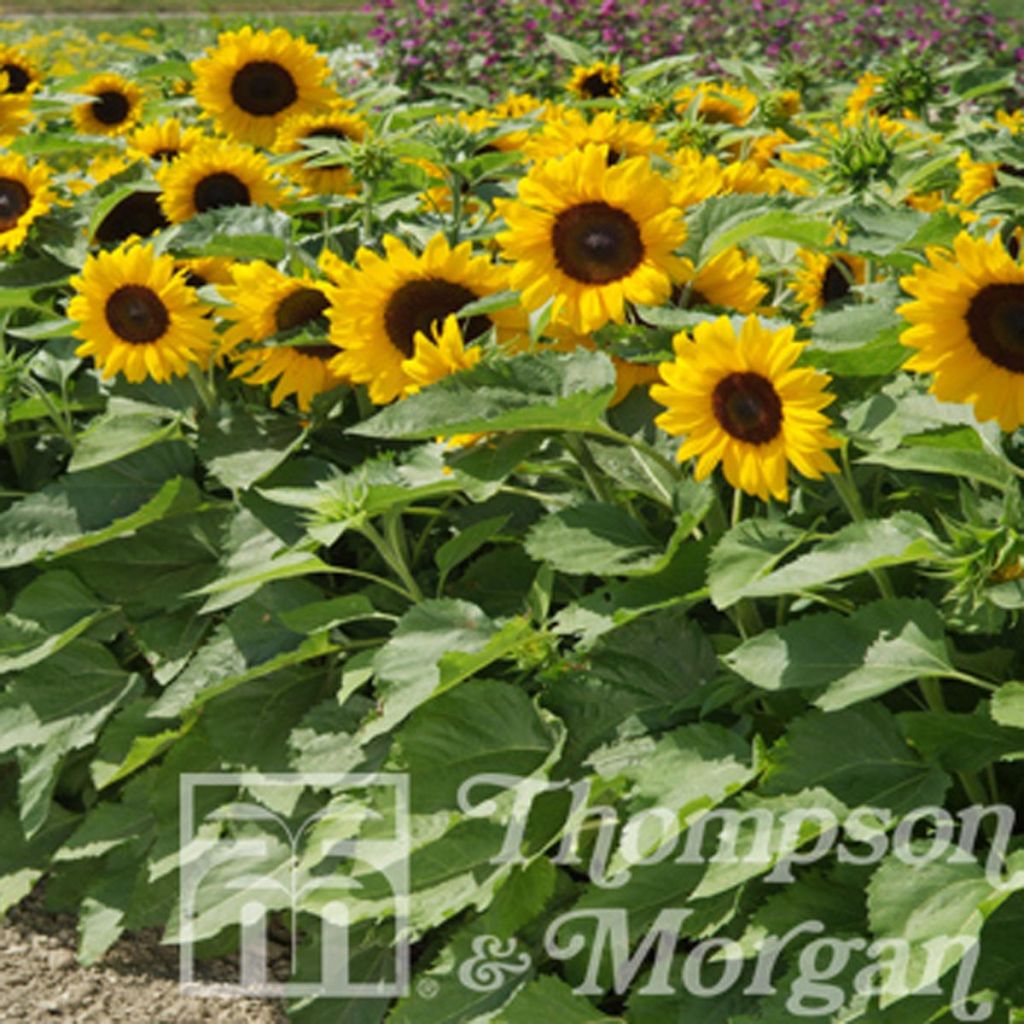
{"left": 149, "top": 147, "right": 180, "bottom": 161}
{"left": 301, "top": 344, "right": 337, "bottom": 360}
{"left": 193, "top": 172, "right": 251, "bottom": 212}
{"left": 552, "top": 201, "right": 645, "bottom": 285}
{"left": 580, "top": 72, "right": 616, "bottom": 99}
{"left": 997, "top": 164, "right": 1024, "bottom": 181}
{"left": 94, "top": 191, "right": 169, "bottom": 244}
{"left": 965, "top": 283, "right": 1024, "bottom": 374}
{"left": 1, "top": 63, "right": 30, "bottom": 94}
{"left": 91, "top": 89, "right": 131, "bottom": 126}
{"left": 105, "top": 284, "right": 169, "bottom": 344}
{"left": 0, "top": 177, "right": 30, "bottom": 231}
{"left": 275, "top": 286, "right": 330, "bottom": 332}
{"left": 821, "top": 260, "right": 853, "bottom": 305}
{"left": 231, "top": 61, "right": 298, "bottom": 117}
{"left": 383, "top": 279, "right": 486, "bottom": 358}
{"left": 712, "top": 371, "right": 783, "bottom": 444}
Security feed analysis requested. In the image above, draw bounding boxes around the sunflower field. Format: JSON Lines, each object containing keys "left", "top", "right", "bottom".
{"left": 2, "top": 6, "right": 1024, "bottom": 1022}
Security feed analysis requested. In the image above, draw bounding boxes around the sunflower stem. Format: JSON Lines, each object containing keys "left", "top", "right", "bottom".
{"left": 187, "top": 362, "right": 217, "bottom": 416}
{"left": 565, "top": 435, "right": 613, "bottom": 504}
{"left": 358, "top": 519, "right": 424, "bottom": 603}
{"left": 447, "top": 169, "right": 463, "bottom": 247}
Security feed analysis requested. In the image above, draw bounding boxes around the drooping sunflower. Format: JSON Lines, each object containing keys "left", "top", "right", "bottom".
{"left": 192, "top": 26, "right": 335, "bottom": 148}
{"left": 274, "top": 108, "right": 367, "bottom": 195}
{"left": 0, "top": 45, "right": 39, "bottom": 95}
{"left": 496, "top": 144, "right": 687, "bottom": 334}
{"left": 676, "top": 247, "right": 768, "bottom": 313}
{"left": 651, "top": 315, "right": 840, "bottom": 502}
{"left": 72, "top": 73, "right": 144, "bottom": 137}
{"left": 566, "top": 61, "right": 624, "bottom": 101}
{"left": 790, "top": 249, "right": 867, "bottom": 322}
{"left": 0, "top": 153, "right": 54, "bottom": 253}
{"left": 898, "top": 232, "right": 1024, "bottom": 431}
{"left": 128, "top": 117, "right": 204, "bottom": 164}
{"left": 326, "top": 233, "right": 522, "bottom": 404}
{"left": 67, "top": 241, "right": 215, "bottom": 383}
{"left": 674, "top": 81, "right": 758, "bottom": 127}
{"left": 156, "top": 138, "right": 284, "bottom": 223}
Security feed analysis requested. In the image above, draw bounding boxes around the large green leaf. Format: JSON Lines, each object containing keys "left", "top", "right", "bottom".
{"left": 196, "top": 405, "right": 306, "bottom": 492}
{"left": 725, "top": 598, "right": 956, "bottom": 710}
{"left": 350, "top": 350, "right": 616, "bottom": 440}
{"left": 736, "top": 513, "right": 938, "bottom": 600}
{"left": 762, "top": 704, "right": 950, "bottom": 815}
{"left": 706, "top": 518, "right": 806, "bottom": 609}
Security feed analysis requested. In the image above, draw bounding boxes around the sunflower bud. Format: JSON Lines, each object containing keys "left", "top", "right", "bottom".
{"left": 827, "top": 120, "right": 894, "bottom": 190}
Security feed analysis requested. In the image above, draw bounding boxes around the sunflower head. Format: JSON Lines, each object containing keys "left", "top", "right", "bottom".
{"left": 274, "top": 109, "right": 367, "bottom": 195}
{"left": 192, "top": 26, "right": 336, "bottom": 147}
{"left": 566, "top": 61, "right": 624, "bottom": 101}
{"left": 899, "top": 231, "right": 1024, "bottom": 431}
{"left": 0, "top": 153, "right": 54, "bottom": 253}
{"left": 92, "top": 187, "right": 170, "bottom": 246}
{"left": 651, "top": 315, "right": 840, "bottom": 502}
{"left": 497, "top": 144, "right": 687, "bottom": 334}
{"left": 156, "top": 137, "right": 284, "bottom": 223}
{"left": 0, "top": 45, "right": 39, "bottom": 95}
{"left": 401, "top": 314, "right": 483, "bottom": 397}
{"left": 128, "top": 117, "right": 204, "bottom": 164}
{"left": 327, "top": 232, "right": 521, "bottom": 405}
{"left": 67, "top": 241, "right": 215, "bottom": 383}
{"left": 790, "top": 250, "right": 866, "bottom": 322}
{"left": 674, "top": 81, "right": 758, "bottom": 127}
{"left": 72, "top": 73, "right": 144, "bottom": 137}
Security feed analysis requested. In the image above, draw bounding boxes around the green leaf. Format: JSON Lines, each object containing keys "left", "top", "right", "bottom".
{"left": 393, "top": 679, "right": 554, "bottom": 812}
{"left": 867, "top": 851, "right": 1024, "bottom": 1007}
{"left": 544, "top": 32, "right": 594, "bottom": 65}
{"left": 160, "top": 204, "right": 293, "bottom": 261}
{"left": 69, "top": 410, "right": 181, "bottom": 473}
{"left": 900, "top": 706, "right": 1023, "bottom": 773}
{"left": 0, "top": 805, "right": 78, "bottom": 915}
{"left": 497, "top": 976, "right": 615, "bottom": 1023}
{"left": 362, "top": 599, "right": 499, "bottom": 740}
{"left": 991, "top": 682, "right": 1024, "bottom": 730}
{"left": 196, "top": 405, "right": 305, "bottom": 492}
{"left": 725, "top": 599, "right": 956, "bottom": 710}
{"left": 705, "top": 208, "right": 830, "bottom": 258}
{"left": 524, "top": 502, "right": 663, "bottom": 576}
{"left": 738, "top": 513, "right": 938, "bottom": 600}
{"left": 435, "top": 514, "right": 510, "bottom": 576}
{"left": 350, "top": 350, "right": 616, "bottom": 440}
{"left": 762, "top": 704, "right": 950, "bottom": 815}
{"left": 54, "top": 801, "right": 152, "bottom": 862}
{"left": 707, "top": 518, "right": 805, "bottom": 610}
{"left": 0, "top": 444, "right": 197, "bottom": 568}
{"left": 860, "top": 444, "right": 1014, "bottom": 489}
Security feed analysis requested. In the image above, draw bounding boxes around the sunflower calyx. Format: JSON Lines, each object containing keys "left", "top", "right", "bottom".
{"left": 827, "top": 120, "right": 894, "bottom": 191}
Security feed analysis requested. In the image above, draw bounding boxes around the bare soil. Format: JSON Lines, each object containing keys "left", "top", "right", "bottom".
{"left": 0, "top": 892, "right": 289, "bottom": 1024}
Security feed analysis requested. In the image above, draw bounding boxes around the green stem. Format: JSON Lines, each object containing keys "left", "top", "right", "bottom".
{"left": 358, "top": 519, "right": 425, "bottom": 602}
{"left": 565, "top": 435, "right": 613, "bottom": 504}
{"left": 187, "top": 363, "right": 217, "bottom": 416}
{"left": 447, "top": 169, "right": 463, "bottom": 246}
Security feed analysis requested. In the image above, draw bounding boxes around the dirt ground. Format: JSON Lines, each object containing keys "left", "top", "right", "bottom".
{"left": 0, "top": 893, "right": 289, "bottom": 1024}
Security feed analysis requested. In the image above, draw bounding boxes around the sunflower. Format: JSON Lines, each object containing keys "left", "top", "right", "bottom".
{"left": 790, "top": 250, "right": 867, "bottom": 322}
{"left": 401, "top": 314, "right": 483, "bottom": 396}
{"left": 0, "top": 153, "right": 54, "bottom": 253}
{"left": 845, "top": 71, "right": 883, "bottom": 120}
{"left": 92, "top": 186, "right": 170, "bottom": 246}
{"left": 72, "top": 73, "right": 144, "bottom": 137}
{"left": 496, "top": 144, "right": 687, "bottom": 334}
{"left": 192, "top": 26, "right": 335, "bottom": 147}
{"left": 67, "top": 241, "right": 215, "bottom": 383}
{"left": 566, "top": 61, "right": 624, "bottom": 101}
{"left": 898, "top": 232, "right": 1024, "bottom": 431}
{"left": 156, "top": 138, "right": 284, "bottom": 223}
{"left": 273, "top": 108, "right": 367, "bottom": 195}
{"left": 651, "top": 315, "right": 840, "bottom": 501}
{"left": 671, "top": 149, "right": 725, "bottom": 208}
{"left": 523, "top": 109, "right": 665, "bottom": 164}
{"left": 128, "top": 118, "right": 204, "bottom": 163}
{"left": 674, "top": 81, "right": 757, "bottom": 127}
{"left": 677, "top": 247, "right": 768, "bottom": 313}
{"left": 0, "top": 89, "right": 31, "bottom": 144}
{"left": 0, "top": 45, "right": 39, "bottom": 95}
{"left": 326, "top": 233, "right": 521, "bottom": 404}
